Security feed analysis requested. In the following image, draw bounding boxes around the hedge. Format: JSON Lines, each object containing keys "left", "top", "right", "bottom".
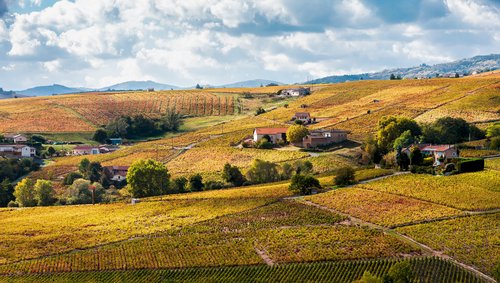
{"left": 457, "top": 158, "right": 484, "bottom": 173}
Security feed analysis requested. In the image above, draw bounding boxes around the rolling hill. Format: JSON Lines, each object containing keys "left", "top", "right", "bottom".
{"left": 98, "top": 80, "right": 180, "bottom": 91}
{"left": 14, "top": 84, "right": 86, "bottom": 97}
{"left": 307, "top": 54, "right": 500, "bottom": 83}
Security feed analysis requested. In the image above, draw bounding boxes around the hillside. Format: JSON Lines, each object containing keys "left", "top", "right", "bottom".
{"left": 308, "top": 54, "right": 500, "bottom": 83}
{"left": 98, "top": 80, "right": 180, "bottom": 91}
{"left": 15, "top": 84, "right": 86, "bottom": 97}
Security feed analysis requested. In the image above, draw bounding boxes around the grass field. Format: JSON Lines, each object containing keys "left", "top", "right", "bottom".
{"left": 486, "top": 158, "right": 500, "bottom": 170}
{"left": 305, "top": 187, "right": 464, "bottom": 227}
{"left": 358, "top": 171, "right": 500, "bottom": 211}
{"left": 397, "top": 214, "right": 500, "bottom": 275}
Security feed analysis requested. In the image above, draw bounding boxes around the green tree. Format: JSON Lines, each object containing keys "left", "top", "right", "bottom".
{"left": 222, "top": 163, "right": 246, "bottom": 187}
{"left": 489, "top": 136, "right": 500, "bottom": 150}
{"left": 246, "top": 159, "right": 280, "bottom": 184}
{"left": 160, "top": 110, "right": 182, "bottom": 131}
{"left": 422, "top": 117, "right": 483, "bottom": 144}
{"left": 280, "top": 163, "right": 294, "bottom": 180}
{"left": 34, "top": 180, "right": 54, "bottom": 206}
{"left": 93, "top": 129, "right": 108, "bottom": 144}
{"left": 172, "top": 177, "right": 188, "bottom": 193}
{"left": 393, "top": 130, "right": 414, "bottom": 150}
{"left": 387, "top": 261, "right": 413, "bottom": 283}
{"left": 105, "top": 117, "right": 129, "bottom": 138}
{"left": 334, "top": 166, "right": 355, "bottom": 186}
{"left": 0, "top": 179, "right": 14, "bottom": 207}
{"left": 293, "top": 160, "right": 313, "bottom": 174}
{"left": 127, "top": 159, "right": 170, "bottom": 198}
{"left": 363, "top": 134, "right": 382, "bottom": 164}
{"left": 376, "top": 116, "right": 421, "bottom": 153}
{"left": 286, "top": 124, "right": 309, "bottom": 144}
{"left": 88, "top": 162, "right": 103, "bottom": 183}
{"left": 255, "top": 107, "right": 266, "bottom": 115}
{"left": 255, "top": 137, "right": 273, "bottom": 149}
{"left": 410, "top": 146, "right": 423, "bottom": 165}
{"left": 486, "top": 123, "right": 500, "bottom": 138}
{"left": 63, "top": 172, "right": 83, "bottom": 186}
{"left": 66, "top": 179, "right": 104, "bottom": 204}
{"left": 289, "top": 174, "right": 320, "bottom": 195}
{"left": 46, "top": 146, "right": 56, "bottom": 156}
{"left": 396, "top": 149, "right": 410, "bottom": 171}
{"left": 79, "top": 158, "right": 90, "bottom": 178}
{"left": 390, "top": 74, "right": 396, "bottom": 80}
{"left": 13, "top": 178, "right": 36, "bottom": 207}
{"left": 189, "top": 174, "right": 204, "bottom": 192}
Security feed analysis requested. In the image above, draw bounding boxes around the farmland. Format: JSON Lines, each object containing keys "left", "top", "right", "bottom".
{"left": 357, "top": 170, "right": 500, "bottom": 211}
{"left": 2, "top": 258, "right": 484, "bottom": 283}
{"left": 397, "top": 214, "right": 500, "bottom": 275}
{"left": 305, "top": 188, "right": 464, "bottom": 227}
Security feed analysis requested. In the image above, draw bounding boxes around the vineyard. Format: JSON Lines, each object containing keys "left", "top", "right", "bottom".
{"left": 305, "top": 187, "right": 464, "bottom": 227}
{"left": 358, "top": 170, "right": 500, "bottom": 210}
{"left": 397, "top": 213, "right": 500, "bottom": 275}
{"left": 2, "top": 258, "right": 485, "bottom": 283}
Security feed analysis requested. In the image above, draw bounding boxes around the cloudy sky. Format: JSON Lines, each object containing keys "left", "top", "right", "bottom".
{"left": 0, "top": 0, "right": 499, "bottom": 90}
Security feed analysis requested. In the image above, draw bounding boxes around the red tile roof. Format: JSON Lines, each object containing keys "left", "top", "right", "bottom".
{"left": 403, "top": 144, "right": 455, "bottom": 152}
{"left": 74, "top": 145, "right": 99, "bottom": 150}
{"left": 254, "top": 128, "right": 288, "bottom": 135}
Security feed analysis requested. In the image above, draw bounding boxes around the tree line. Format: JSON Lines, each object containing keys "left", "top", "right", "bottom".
{"left": 93, "top": 111, "right": 182, "bottom": 143}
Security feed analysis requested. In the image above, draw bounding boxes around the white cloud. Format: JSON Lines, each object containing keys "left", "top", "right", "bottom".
{"left": 445, "top": 0, "right": 500, "bottom": 28}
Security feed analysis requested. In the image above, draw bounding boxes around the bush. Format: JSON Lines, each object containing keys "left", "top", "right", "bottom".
{"left": 457, "top": 158, "right": 484, "bottom": 173}
{"left": 222, "top": 163, "right": 246, "bottom": 187}
{"left": 255, "top": 107, "right": 266, "bottom": 115}
{"left": 63, "top": 172, "right": 83, "bottom": 186}
{"left": 204, "top": 181, "right": 226, "bottom": 190}
{"left": 387, "top": 261, "right": 413, "bottom": 283}
{"left": 334, "top": 166, "right": 355, "bottom": 186}
{"left": 410, "top": 165, "right": 434, "bottom": 175}
{"left": 7, "top": 200, "right": 18, "bottom": 207}
{"left": 172, "top": 177, "right": 188, "bottom": 193}
{"left": 422, "top": 157, "right": 434, "bottom": 166}
{"left": 189, "top": 174, "right": 204, "bottom": 192}
{"left": 256, "top": 138, "right": 274, "bottom": 149}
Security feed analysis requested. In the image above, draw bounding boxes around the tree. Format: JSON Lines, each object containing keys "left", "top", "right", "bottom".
{"left": 293, "top": 160, "right": 313, "bottom": 175}
{"left": 455, "top": 72, "right": 460, "bottom": 78}
{"left": 189, "top": 174, "right": 204, "bottom": 192}
{"left": 376, "top": 116, "right": 421, "bottom": 153}
{"left": 63, "top": 172, "right": 83, "bottom": 186}
{"left": 127, "top": 159, "right": 170, "bottom": 198}
{"left": 489, "top": 136, "right": 500, "bottom": 150}
{"left": 160, "top": 110, "right": 182, "bottom": 131}
{"left": 79, "top": 158, "right": 90, "bottom": 178}
{"left": 0, "top": 179, "right": 14, "bottom": 207}
{"left": 396, "top": 149, "right": 410, "bottom": 171}
{"left": 390, "top": 74, "right": 396, "bottom": 80}
{"left": 46, "top": 146, "right": 56, "bottom": 156}
{"left": 222, "top": 163, "right": 246, "bottom": 187}
{"left": 105, "top": 117, "right": 129, "bottom": 138}
{"left": 486, "top": 123, "right": 500, "bottom": 138}
{"left": 387, "top": 261, "right": 413, "bottom": 283}
{"left": 289, "top": 174, "right": 320, "bottom": 195}
{"left": 281, "top": 163, "right": 294, "bottom": 180}
{"left": 363, "top": 134, "right": 382, "bottom": 164}
{"left": 286, "top": 124, "right": 309, "bottom": 144}
{"left": 421, "top": 117, "right": 483, "bottom": 144}
{"left": 87, "top": 162, "right": 103, "bottom": 183}
{"left": 334, "top": 166, "right": 355, "bottom": 186}
{"left": 13, "top": 178, "right": 36, "bottom": 207}
{"left": 34, "top": 180, "right": 54, "bottom": 206}
{"left": 93, "top": 129, "right": 108, "bottom": 144}
{"left": 410, "top": 146, "right": 423, "bottom": 165}
{"left": 393, "top": 130, "right": 414, "bottom": 150}
{"left": 195, "top": 84, "right": 203, "bottom": 89}
{"left": 66, "top": 179, "right": 104, "bottom": 204}
{"left": 172, "top": 177, "right": 188, "bottom": 193}
{"left": 255, "top": 137, "right": 273, "bottom": 149}
{"left": 246, "top": 159, "right": 280, "bottom": 184}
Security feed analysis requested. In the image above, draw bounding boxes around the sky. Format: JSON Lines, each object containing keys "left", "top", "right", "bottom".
{"left": 0, "top": 0, "right": 499, "bottom": 90}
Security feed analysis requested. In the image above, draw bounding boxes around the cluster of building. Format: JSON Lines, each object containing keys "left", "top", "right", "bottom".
{"left": 0, "top": 134, "right": 36, "bottom": 158}
{"left": 72, "top": 144, "right": 120, "bottom": 156}
{"left": 278, "top": 87, "right": 311, "bottom": 97}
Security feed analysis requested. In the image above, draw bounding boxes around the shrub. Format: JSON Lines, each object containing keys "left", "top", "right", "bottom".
{"left": 222, "top": 163, "right": 246, "bottom": 187}
{"left": 63, "top": 172, "right": 83, "bottom": 185}
{"left": 256, "top": 138, "right": 274, "bottom": 149}
{"left": 189, "top": 174, "right": 204, "bottom": 192}
{"left": 204, "top": 181, "right": 226, "bottom": 190}
{"left": 255, "top": 107, "right": 266, "bottom": 115}
{"left": 422, "top": 157, "right": 434, "bottom": 166}
{"left": 387, "top": 261, "right": 413, "bottom": 283}
{"left": 334, "top": 166, "right": 355, "bottom": 186}
{"left": 7, "top": 200, "right": 18, "bottom": 207}
{"left": 457, "top": 158, "right": 484, "bottom": 173}
{"left": 172, "top": 177, "right": 188, "bottom": 193}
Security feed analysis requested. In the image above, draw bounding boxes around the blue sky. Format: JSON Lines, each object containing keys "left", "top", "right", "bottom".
{"left": 0, "top": 0, "right": 499, "bottom": 89}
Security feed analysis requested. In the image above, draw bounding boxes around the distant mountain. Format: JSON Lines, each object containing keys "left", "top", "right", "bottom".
{"left": 15, "top": 84, "right": 85, "bottom": 96}
{"left": 0, "top": 88, "right": 28, "bottom": 99}
{"left": 306, "top": 54, "right": 500, "bottom": 84}
{"left": 216, "top": 79, "right": 284, "bottom": 88}
{"left": 99, "top": 80, "right": 180, "bottom": 91}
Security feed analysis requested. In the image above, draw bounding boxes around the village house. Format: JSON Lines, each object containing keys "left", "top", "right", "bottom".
{"left": 292, "top": 112, "right": 315, "bottom": 124}
{"left": 279, "top": 87, "right": 310, "bottom": 97}
{"left": 4, "top": 134, "right": 28, "bottom": 144}
{"left": 103, "top": 166, "right": 129, "bottom": 182}
{"left": 0, "top": 144, "right": 36, "bottom": 158}
{"left": 402, "top": 144, "right": 459, "bottom": 165}
{"left": 72, "top": 145, "right": 100, "bottom": 155}
{"left": 302, "top": 129, "right": 349, "bottom": 148}
{"left": 253, "top": 128, "right": 288, "bottom": 144}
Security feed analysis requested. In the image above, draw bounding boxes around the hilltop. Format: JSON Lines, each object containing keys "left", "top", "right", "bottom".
{"left": 308, "top": 54, "right": 500, "bottom": 83}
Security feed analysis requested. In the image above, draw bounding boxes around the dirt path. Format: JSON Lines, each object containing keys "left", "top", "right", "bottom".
{"left": 254, "top": 247, "right": 275, "bottom": 266}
